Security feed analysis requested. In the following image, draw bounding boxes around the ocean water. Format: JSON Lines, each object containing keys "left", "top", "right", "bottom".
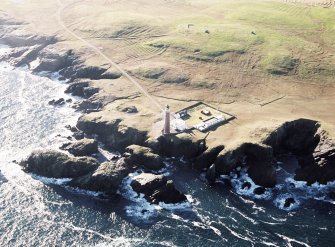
{"left": 0, "top": 60, "right": 335, "bottom": 247}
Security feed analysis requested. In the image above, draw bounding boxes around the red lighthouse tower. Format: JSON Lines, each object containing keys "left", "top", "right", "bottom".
{"left": 163, "top": 105, "right": 171, "bottom": 135}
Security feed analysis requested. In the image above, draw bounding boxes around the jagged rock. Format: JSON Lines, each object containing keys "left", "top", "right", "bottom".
{"left": 69, "top": 158, "right": 131, "bottom": 195}
{"left": 72, "top": 100, "right": 102, "bottom": 112}
{"left": 206, "top": 164, "right": 217, "bottom": 184}
{"left": 265, "top": 119, "right": 335, "bottom": 185}
{"left": 215, "top": 143, "right": 276, "bottom": 188}
{"left": 65, "top": 81, "right": 89, "bottom": 97}
{"left": 61, "top": 138, "right": 98, "bottom": 157}
{"left": 125, "top": 145, "right": 164, "bottom": 171}
{"left": 0, "top": 33, "right": 56, "bottom": 47}
{"left": 194, "top": 145, "right": 224, "bottom": 170}
{"left": 264, "top": 119, "right": 320, "bottom": 156}
{"left": 32, "top": 48, "right": 78, "bottom": 73}
{"left": 83, "top": 87, "right": 99, "bottom": 98}
{"left": 77, "top": 115, "right": 148, "bottom": 151}
{"left": 328, "top": 191, "right": 335, "bottom": 200}
{"left": 49, "top": 98, "right": 65, "bottom": 106}
{"left": 242, "top": 182, "right": 251, "bottom": 190}
{"left": 131, "top": 173, "right": 186, "bottom": 204}
{"left": 19, "top": 150, "right": 99, "bottom": 178}
{"left": 119, "top": 106, "right": 138, "bottom": 114}
{"left": 283, "top": 197, "right": 295, "bottom": 208}
{"left": 149, "top": 133, "right": 206, "bottom": 159}
{"left": 253, "top": 187, "right": 266, "bottom": 195}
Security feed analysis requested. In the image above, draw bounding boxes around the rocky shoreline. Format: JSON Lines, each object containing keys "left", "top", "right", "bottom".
{"left": 1, "top": 15, "right": 335, "bottom": 209}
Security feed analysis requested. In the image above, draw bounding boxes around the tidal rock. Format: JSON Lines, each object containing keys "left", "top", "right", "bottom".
{"left": 69, "top": 158, "right": 131, "bottom": 195}
{"left": 48, "top": 98, "right": 65, "bottom": 106}
{"left": 61, "top": 138, "right": 98, "bottom": 157}
{"left": 253, "top": 187, "right": 266, "bottom": 195}
{"left": 283, "top": 197, "right": 296, "bottom": 208}
{"left": 19, "top": 150, "right": 99, "bottom": 178}
{"left": 242, "top": 182, "right": 252, "bottom": 190}
{"left": 131, "top": 173, "right": 186, "bottom": 204}
{"left": 125, "top": 145, "right": 164, "bottom": 171}
{"left": 206, "top": 164, "right": 217, "bottom": 184}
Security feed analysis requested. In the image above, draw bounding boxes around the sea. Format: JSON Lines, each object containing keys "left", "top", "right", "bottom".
{"left": 0, "top": 45, "right": 335, "bottom": 247}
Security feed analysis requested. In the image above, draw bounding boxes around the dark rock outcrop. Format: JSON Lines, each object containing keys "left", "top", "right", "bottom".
{"left": 284, "top": 197, "right": 296, "bottom": 208}
{"left": 264, "top": 119, "right": 320, "bottom": 156}
{"left": 32, "top": 48, "right": 79, "bottom": 73}
{"left": 69, "top": 158, "right": 131, "bottom": 195}
{"left": 253, "top": 187, "right": 266, "bottom": 195}
{"left": 215, "top": 143, "right": 276, "bottom": 188}
{"left": 77, "top": 115, "right": 148, "bottom": 151}
{"left": 206, "top": 164, "right": 217, "bottom": 184}
{"left": 61, "top": 138, "right": 98, "bottom": 157}
{"left": 149, "top": 133, "right": 206, "bottom": 159}
{"left": 264, "top": 119, "right": 335, "bottom": 185}
{"left": 48, "top": 98, "right": 65, "bottom": 106}
{"left": 131, "top": 173, "right": 186, "bottom": 204}
{"left": 125, "top": 145, "right": 165, "bottom": 171}
{"left": 65, "top": 81, "right": 89, "bottom": 97}
{"left": 19, "top": 150, "right": 99, "bottom": 178}
{"left": 194, "top": 145, "right": 225, "bottom": 170}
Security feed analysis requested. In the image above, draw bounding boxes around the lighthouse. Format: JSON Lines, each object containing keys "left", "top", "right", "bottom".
{"left": 163, "top": 105, "right": 171, "bottom": 135}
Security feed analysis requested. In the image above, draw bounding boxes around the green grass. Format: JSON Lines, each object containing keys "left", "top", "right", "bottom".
{"left": 145, "top": 0, "right": 335, "bottom": 81}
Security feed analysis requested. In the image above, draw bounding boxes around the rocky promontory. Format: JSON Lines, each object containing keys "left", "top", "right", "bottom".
{"left": 19, "top": 150, "right": 99, "bottom": 178}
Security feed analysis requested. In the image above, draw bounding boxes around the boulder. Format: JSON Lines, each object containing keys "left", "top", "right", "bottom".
{"left": 253, "top": 187, "right": 266, "bottom": 195}
{"left": 131, "top": 173, "right": 187, "bottom": 204}
{"left": 19, "top": 150, "right": 99, "bottom": 178}
{"left": 69, "top": 158, "right": 131, "bottom": 195}
{"left": 283, "top": 197, "right": 295, "bottom": 208}
{"left": 242, "top": 182, "right": 251, "bottom": 190}
{"left": 48, "top": 98, "right": 65, "bottom": 106}
{"left": 119, "top": 106, "right": 138, "bottom": 114}
{"left": 61, "top": 138, "right": 98, "bottom": 157}
{"left": 125, "top": 145, "right": 165, "bottom": 171}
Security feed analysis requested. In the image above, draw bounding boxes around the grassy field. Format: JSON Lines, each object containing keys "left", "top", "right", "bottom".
{"left": 139, "top": 0, "right": 335, "bottom": 81}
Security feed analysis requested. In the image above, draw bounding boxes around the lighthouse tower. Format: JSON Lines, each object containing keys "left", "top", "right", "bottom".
{"left": 163, "top": 105, "right": 171, "bottom": 135}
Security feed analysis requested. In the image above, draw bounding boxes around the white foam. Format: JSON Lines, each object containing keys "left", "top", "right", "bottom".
{"left": 119, "top": 172, "right": 193, "bottom": 222}
{"left": 274, "top": 193, "right": 300, "bottom": 211}
{"left": 276, "top": 233, "right": 311, "bottom": 247}
{"left": 30, "top": 174, "right": 72, "bottom": 185}
{"left": 229, "top": 168, "right": 273, "bottom": 200}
